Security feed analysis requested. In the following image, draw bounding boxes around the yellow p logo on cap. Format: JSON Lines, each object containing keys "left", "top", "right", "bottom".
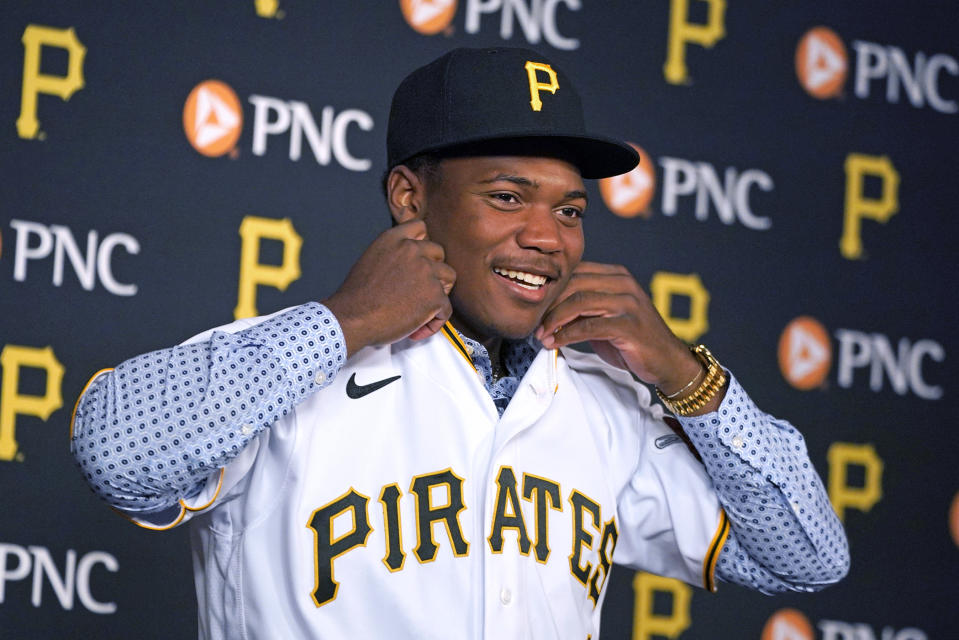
{"left": 524, "top": 61, "right": 559, "bottom": 112}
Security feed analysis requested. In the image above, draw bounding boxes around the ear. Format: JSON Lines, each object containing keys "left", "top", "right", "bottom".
{"left": 387, "top": 165, "right": 426, "bottom": 225}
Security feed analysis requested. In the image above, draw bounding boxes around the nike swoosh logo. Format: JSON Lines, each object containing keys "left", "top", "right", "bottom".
{"left": 346, "top": 373, "right": 401, "bottom": 399}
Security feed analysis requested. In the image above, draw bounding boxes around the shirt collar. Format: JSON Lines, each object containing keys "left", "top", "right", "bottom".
{"left": 458, "top": 333, "right": 539, "bottom": 378}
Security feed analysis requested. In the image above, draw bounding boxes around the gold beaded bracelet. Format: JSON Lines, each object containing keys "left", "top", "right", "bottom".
{"left": 655, "top": 345, "right": 728, "bottom": 416}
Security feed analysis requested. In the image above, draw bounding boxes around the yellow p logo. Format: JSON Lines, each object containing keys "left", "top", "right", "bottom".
{"left": 632, "top": 572, "right": 692, "bottom": 640}
{"left": 234, "top": 216, "right": 303, "bottom": 320}
{"left": 524, "top": 61, "right": 559, "bottom": 112}
{"left": 17, "top": 25, "right": 87, "bottom": 140}
{"left": 841, "top": 154, "right": 900, "bottom": 260}
{"left": 0, "top": 345, "right": 65, "bottom": 461}
{"left": 827, "top": 442, "right": 884, "bottom": 523}
{"left": 664, "top": 0, "right": 727, "bottom": 85}
{"left": 650, "top": 272, "right": 711, "bottom": 343}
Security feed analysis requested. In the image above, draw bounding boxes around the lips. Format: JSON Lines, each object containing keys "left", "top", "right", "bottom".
{"left": 492, "top": 267, "right": 550, "bottom": 290}
{"left": 493, "top": 267, "right": 550, "bottom": 289}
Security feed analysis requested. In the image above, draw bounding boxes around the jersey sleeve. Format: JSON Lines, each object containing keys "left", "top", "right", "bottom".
{"left": 70, "top": 302, "right": 346, "bottom": 527}
{"left": 612, "top": 399, "right": 728, "bottom": 590}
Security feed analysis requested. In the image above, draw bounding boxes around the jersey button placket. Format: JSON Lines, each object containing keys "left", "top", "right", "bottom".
{"left": 484, "top": 464, "right": 520, "bottom": 635}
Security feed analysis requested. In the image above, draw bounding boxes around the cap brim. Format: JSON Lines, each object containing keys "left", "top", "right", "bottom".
{"left": 402, "top": 131, "right": 639, "bottom": 180}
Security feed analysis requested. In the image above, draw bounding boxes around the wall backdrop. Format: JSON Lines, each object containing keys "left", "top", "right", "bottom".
{"left": 2, "top": 1, "right": 957, "bottom": 638}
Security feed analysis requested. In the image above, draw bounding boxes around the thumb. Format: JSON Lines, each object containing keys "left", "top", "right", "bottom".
{"left": 409, "top": 316, "right": 447, "bottom": 341}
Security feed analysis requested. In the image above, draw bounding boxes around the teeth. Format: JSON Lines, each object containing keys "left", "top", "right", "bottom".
{"left": 494, "top": 268, "right": 548, "bottom": 287}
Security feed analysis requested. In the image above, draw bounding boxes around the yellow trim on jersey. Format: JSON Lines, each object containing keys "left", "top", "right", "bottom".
{"left": 183, "top": 468, "right": 225, "bottom": 512}
{"left": 552, "top": 349, "right": 559, "bottom": 393}
{"left": 702, "top": 509, "right": 730, "bottom": 592}
{"left": 117, "top": 504, "right": 186, "bottom": 531}
{"left": 442, "top": 322, "right": 562, "bottom": 395}
{"left": 116, "top": 468, "right": 226, "bottom": 530}
{"left": 70, "top": 367, "right": 114, "bottom": 439}
{"left": 441, "top": 322, "right": 477, "bottom": 371}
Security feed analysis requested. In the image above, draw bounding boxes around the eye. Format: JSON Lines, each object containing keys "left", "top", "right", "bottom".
{"left": 557, "top": 206, "right": 585, "bottom": 219}
{"left": 490, "top": 192, "right": 519, "bottom": 204}
{"left": 485, "top": 192, "right": 523, "bottom": 210}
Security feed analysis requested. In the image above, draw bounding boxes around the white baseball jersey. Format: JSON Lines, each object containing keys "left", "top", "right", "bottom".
{"left": 126, "top": 316, "right": 726, "bottom": 640}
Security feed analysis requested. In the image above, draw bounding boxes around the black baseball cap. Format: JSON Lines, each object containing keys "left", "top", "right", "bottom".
{"left": 387, "top": 47, "right": 639, "bottom": 179}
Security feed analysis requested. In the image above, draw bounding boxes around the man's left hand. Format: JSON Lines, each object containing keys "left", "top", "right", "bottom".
{"left": 536, "top": 262, "right": 703, "bottom": 395}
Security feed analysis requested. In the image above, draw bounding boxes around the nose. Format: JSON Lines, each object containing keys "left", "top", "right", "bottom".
{"left": 515, "top": 206, "right": 563, "bottom": 254}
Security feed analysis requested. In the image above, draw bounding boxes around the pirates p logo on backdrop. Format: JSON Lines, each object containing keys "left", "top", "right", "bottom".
{"left": 17, "top": 24, "right": 86, "bottom": 140}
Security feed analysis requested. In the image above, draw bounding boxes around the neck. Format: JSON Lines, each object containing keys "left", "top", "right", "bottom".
{"left": 447, "top": 315, "right": 509, "bottom": 379}
{"left": 487, "top": 342, "right": 506, "bottom": 379}
{"left": 448, "top": 313, "right": 504, "bottom": 357}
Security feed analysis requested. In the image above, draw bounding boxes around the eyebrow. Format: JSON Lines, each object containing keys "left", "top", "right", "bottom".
{"left": 479, "top": 173, "right": 535, "bottom": 187}
{"left": 479, "top": 174, "right": 588, "bottom": 202}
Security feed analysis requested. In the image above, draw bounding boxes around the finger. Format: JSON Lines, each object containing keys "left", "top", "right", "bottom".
{"left": 551, "top": 273, "right": 635, "bottom": 306}
{"left": 434, "top": 262, "right": 457, "bottom": 294}
{"left": 408, "top": 324, "right": 438, "bottom": 341}
{"left": 546, "top": 268, "right": 638, "bottom": 310}
{"left": 392, "top": 219, "right": 428, "bottom": 240}
{"left": 416, "top": 238, "right": 446, "bottom": 263}
{"left": 409, "top": 301, "right": 452, "bottom": 341}
{"left": 538, "top": 291, "right": 633, "bottom": 338}
{"left": 571, "top": 261, "right": 631, "bottom": 276}
{"left": 542, "top": 273, "right": 643, "bottom": 325}
{"left": 544, "top": 314, "right": 630, "bottom": 349}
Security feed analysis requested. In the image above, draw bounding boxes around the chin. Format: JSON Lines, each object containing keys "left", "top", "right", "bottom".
{"left": 452, "top": 303, "right": 542, "bottom": 342}
{"left": 486, "top": 312, "right": 543, "bottom": 341}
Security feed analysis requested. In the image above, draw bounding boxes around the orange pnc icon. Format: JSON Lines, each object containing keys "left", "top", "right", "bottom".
{"left": 599, "top": 144, "right": 655, "bottom": 219}
{"left": 762, "top": 608, "right": 815, "bottom": 640}
{"left": 778, "top": 316, "right": 832, "bottom": 390}
{"left": 183, "top": 80, "right": 243, "bottom": 157}
{"left": 400, "top": 0, "right": 457, "bottom": 35}
{"left": 796, "top": 26, "right": 848, "bottom": 99}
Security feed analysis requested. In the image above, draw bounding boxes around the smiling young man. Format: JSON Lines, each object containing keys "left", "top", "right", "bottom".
{"left": 71, "top": 48, "right": 848, "bottom": 639}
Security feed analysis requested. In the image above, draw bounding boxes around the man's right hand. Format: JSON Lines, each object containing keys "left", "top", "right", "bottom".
{"left": 323, "top": 220, "right": 456, "bottom": 357}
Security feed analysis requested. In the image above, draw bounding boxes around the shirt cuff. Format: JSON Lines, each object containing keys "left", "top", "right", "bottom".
{"left": 238, "top": 301, "right": 348, "bottom": 394}
{"left": 674, "top": 373, "right": 799, "bottom": 487}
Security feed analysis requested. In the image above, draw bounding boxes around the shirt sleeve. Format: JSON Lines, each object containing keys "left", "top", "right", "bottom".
{"left": 70, "top": 302, "right": 347, "bottom": 516}
{"left": 675, "top": 374, "right": 850, "bottom": 594}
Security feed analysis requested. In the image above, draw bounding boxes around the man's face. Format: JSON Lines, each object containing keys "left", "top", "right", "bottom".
{"left": 419, "top": 155, "right": 587, "bottom": 343}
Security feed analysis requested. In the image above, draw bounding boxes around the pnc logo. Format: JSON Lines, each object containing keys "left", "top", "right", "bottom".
{"left": 183, "top": 80, "right": 243, "bottom": 157}
{"left": 181, "top": 80, "right": 372, "bottom": 170}
{"left": 778, "top": 316, "right": 944, "bottom": 400}
{"left": 795, "top": 27, "right": 848, "bottom": 99}
{"left": 599, "top": 144, "right": 655, "bottom": 219}
{"left": 401, "top": 0, "right": 457, "bottom": 35}
{"left": 763, "top": 608, "right": 929, "bottom": 640}
{"left": 596, "top": 142, "right": 774, "bottom": 230}
{"left": 762, "top": 608, "right": 814, "bottom": 640}
{"left": 795, "top": 26, "right": 958, "bottom": 113}
{"left": 400, "top": 0, "right": 582, "bottom": 51}
{"left": 0, "top": 542, "right": 118, "bottom": 613}
{"left": 778, "top": 316, "right": 832, "bottom": 390}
